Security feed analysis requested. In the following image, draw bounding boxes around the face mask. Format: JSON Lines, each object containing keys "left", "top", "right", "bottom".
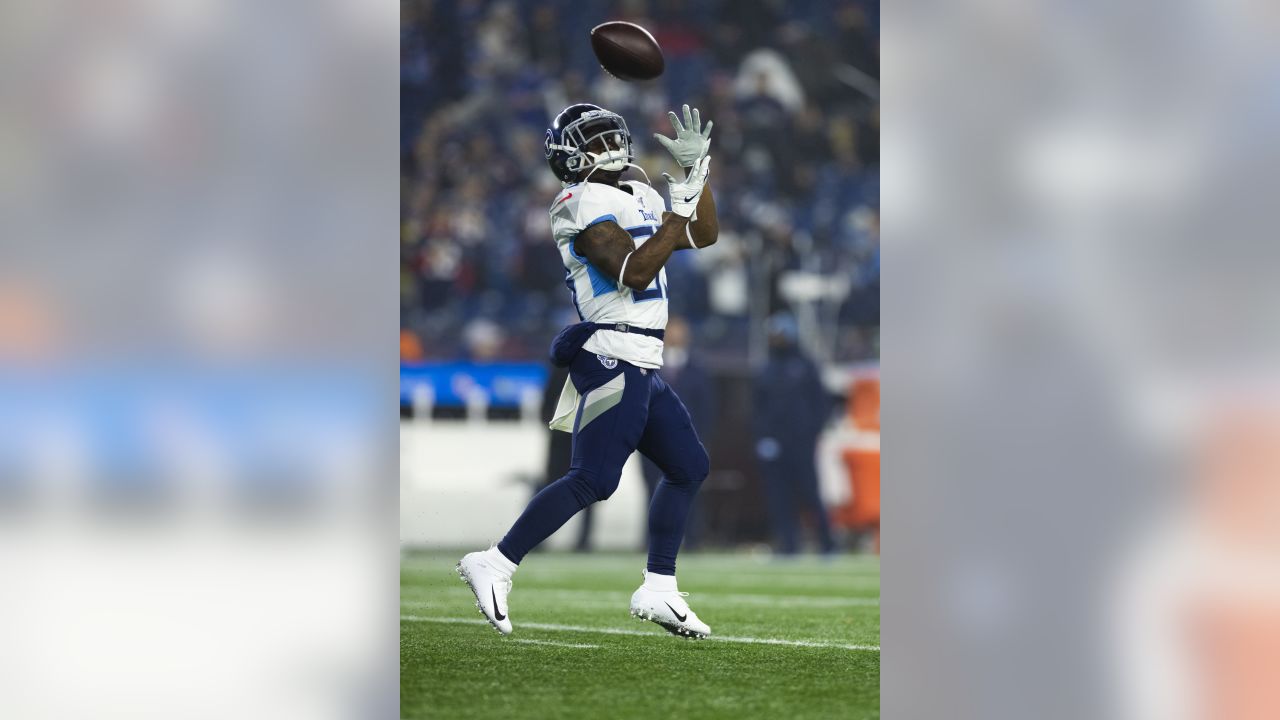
{"left": 585, "top": 133, "right": 628, "bottom": 172}
{"left": 587, "top": 147, "right": 628, "bottom": 172}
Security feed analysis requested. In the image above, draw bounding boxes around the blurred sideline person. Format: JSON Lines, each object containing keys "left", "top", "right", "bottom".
{"left": 400, "top": 328, "right": 424, "bottom": 362}
{"left": 753, "top": 312, "right": 837, "bottom": 556}
{"left": 459, "top": 104, "right": 719, "bottom": 638}
{"left": 535, "top": 362, "right": 591, "bottom": 552}
{"left": 642, "top": 316, "right": 714, "bottom": 551}
{"left": 1111, "top": 402, "right": 1280, "bottom": 720}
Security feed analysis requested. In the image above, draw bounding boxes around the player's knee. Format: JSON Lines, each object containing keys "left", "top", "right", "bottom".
{"left": 561, "top": 468, "right": 598, "bottom": 508}
{"left": 564, "top": 467, "right": 621, "bottom": 504}
{"left": 693, "top": 446, "right": 710, "bottom": 481}
{"left": 591, "top": 469, "right": 624, "bottom": 501}
{"left": 666, "top": 447, "right": 710, "bottom": 488}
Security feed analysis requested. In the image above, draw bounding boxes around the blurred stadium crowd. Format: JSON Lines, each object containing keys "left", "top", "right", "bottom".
{"left": 400, "top": 0, "right": 879, "bottom": 366}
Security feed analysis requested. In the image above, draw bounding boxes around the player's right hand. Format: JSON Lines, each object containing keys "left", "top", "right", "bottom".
{"left": 662, "top": 155, "right": 711, "bottom": 219}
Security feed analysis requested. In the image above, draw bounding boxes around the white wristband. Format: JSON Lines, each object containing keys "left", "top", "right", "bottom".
{"left": 618, "top": 252, "right": 634, "bottom": 288}
{"left": 685, "top": 223, "right": 700, "bottom": 250}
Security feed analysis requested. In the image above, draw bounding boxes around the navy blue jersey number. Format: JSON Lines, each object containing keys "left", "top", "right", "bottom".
{"left": 633, "top": 274, "right": 666, "bottom": 302}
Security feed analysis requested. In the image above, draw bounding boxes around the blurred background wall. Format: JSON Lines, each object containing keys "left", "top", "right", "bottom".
{"left": 0, "top": 0, "right": 399, "bottom": 715}
{"left": 400, "top": 0, "right": 880, "bottom": 553}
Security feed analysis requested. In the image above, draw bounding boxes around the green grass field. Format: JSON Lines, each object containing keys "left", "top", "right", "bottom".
{"left": 401, "top": 550, "right": 880, "bottom": 719}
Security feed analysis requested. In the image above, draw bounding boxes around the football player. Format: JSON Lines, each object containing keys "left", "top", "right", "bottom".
{"left": 458, "top": 103, "right": 718, "bottom": 638}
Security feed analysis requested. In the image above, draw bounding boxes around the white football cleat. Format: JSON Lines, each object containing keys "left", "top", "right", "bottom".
{"left": 629, "top": 570, "right": 711, "bottom": 639}
{"left": 456, "top": 548, "right": 515, "bottom": 635}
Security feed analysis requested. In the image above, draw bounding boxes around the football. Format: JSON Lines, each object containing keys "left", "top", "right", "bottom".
{"left": 590, "top": 21, "right": 665, "bottom": 81}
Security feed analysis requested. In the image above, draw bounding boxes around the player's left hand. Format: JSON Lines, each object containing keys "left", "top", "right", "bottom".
{"left": 663, "top": 154, "right": 711, "bottom": 218}
{"left": 653, "top": 104, "right": 712, "bottom": 170}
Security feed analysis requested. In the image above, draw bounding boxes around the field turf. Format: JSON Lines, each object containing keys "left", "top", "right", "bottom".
{"left": 401, "top": 550, "right": 880, "bottom": 719}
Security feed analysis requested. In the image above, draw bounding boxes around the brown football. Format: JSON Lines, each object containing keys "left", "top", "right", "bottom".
{"left": 590, "top": 21, "right": 664, "bottom": 81}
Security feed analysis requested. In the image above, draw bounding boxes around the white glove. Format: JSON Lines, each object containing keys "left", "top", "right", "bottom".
{"left": 662, "top": 155, "right": 711, "bottom": 218}
{"left": 653, "top": 104, "right": 712, "bottom": 169}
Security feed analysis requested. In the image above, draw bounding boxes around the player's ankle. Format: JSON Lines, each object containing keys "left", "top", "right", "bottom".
{"left": 485, "top": 545, "right": 519, "bottom": 576}
{"left": 643, "top": 570, "right": 678, "bottom": 592}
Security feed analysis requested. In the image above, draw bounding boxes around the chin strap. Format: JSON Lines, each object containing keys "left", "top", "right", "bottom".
{"left": 576, "top": 148, "right": 631, "bottom": 177}
{"left": 578, "top": 160, "right": 654, "bottom": 190}
{"left": 622, "top": 162, "right": 652, "bottom": 187}
{"left": 580, "top": 164, "right": 602, "bottom": 183}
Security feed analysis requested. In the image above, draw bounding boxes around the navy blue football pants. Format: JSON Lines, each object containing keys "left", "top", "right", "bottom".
{"left": 498, "top": 350, "right": 709, "bottom": 575}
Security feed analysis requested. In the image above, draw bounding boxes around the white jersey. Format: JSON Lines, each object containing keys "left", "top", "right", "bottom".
{"left": 550, "top": 179, "right": 668, "bottom": 369}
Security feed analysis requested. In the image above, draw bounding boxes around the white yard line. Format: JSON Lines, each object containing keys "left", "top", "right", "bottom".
{"left": 510, "top": 638, "right": 600, "bottom": 649}
{"left": 403, "top": 590, "right": 879, "bottom": 608}
{"left": 405, "top": 598, "right": 860, "bottom": 613}
{"left": 401, "top": 615, "right": 880, "bottom": 653}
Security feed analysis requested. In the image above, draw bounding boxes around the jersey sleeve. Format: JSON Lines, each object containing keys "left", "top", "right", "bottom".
{"left": 549, "top": 184, "right": 621, "bottom": 251}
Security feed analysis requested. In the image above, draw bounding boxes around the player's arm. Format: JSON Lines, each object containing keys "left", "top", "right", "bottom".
{"left": 575, "top": 214, "right": 690, "bottom": 293}
{"left": 653, "top": 105, "right": 717, "bottom": 249}
{"left": 576, "top": 155, "right": 712, "bottom": 292}
{"left": 664, "top": 185, "right": 718, "bottom": 250}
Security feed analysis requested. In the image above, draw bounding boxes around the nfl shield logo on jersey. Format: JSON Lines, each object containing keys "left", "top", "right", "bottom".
{"left": 597, "top": 354, "right": 618, "bottom": 369}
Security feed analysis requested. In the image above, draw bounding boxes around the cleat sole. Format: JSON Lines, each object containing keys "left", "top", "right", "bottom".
{"left": 456, "top": 562, "right": 511, "bottom": 636}
{"left": 629, "top": 606, "right": 709, "bottom": 640}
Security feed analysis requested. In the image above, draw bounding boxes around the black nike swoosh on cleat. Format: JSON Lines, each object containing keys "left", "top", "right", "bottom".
{"left": 492, "top": 587, "right": 506, "bottom": 621}
{"left": 664, "top": 602, "right": 687, "bottom": 622}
